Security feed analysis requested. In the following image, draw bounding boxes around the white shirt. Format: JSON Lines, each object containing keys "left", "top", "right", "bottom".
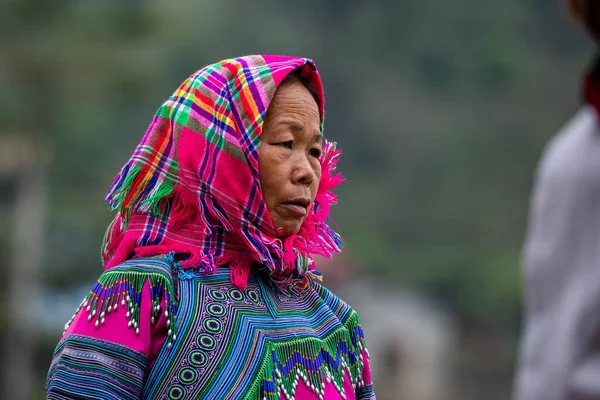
{"left": 516, "top": 106, "right": 600, "bottom": 399}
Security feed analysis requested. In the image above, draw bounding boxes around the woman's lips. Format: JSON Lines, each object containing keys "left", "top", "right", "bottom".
{"left": 280, "top": 202, "right": 308, "bottom": 217}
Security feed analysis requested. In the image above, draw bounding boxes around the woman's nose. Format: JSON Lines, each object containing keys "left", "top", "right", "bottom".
{"left": 291, "top": 152, "right": 315, "bottom": 185}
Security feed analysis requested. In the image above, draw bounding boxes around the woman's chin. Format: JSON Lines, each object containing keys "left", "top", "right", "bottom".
{"left": 274, "top": 220, "right": 303, "bottom": 238}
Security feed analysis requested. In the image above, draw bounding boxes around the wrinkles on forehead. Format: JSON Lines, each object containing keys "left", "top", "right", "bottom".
{"left": 262, "top": 81, "right": 321, "bottom": 144}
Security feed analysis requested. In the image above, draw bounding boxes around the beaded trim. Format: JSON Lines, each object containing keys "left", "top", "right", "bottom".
{"left": 63, "top": 257, "right": 177, "bottom": 347}
{"left": 256, "top": 312, "right": 369, "bottom": 400}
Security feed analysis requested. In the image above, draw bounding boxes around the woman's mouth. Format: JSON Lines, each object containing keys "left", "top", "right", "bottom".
{"left": 280, "top": 198, "right": 310, "bottom": 217}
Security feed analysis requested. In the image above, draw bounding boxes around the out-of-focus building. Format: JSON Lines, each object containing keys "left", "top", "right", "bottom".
{"left": 0, "top": 135, "right": 48, "bottom": 400}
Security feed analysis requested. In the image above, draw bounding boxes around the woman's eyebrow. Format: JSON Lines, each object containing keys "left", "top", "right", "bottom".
{"left": 284, "top": 121, "right": 324, "bottom": 142}
{"left": 286, "top": 121, "right": 307, "bottom": 132}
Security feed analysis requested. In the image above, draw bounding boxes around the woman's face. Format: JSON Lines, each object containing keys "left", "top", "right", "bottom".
{"left": 259, "top": 80, "right": 323, "bottom": 237}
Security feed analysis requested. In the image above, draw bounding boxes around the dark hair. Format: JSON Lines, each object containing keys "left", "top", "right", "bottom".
{"left": 582, "top": 0, "right": 600, "bottom": 43}
{"left": 280, "top": 69, "right": 322, "bottom": 114}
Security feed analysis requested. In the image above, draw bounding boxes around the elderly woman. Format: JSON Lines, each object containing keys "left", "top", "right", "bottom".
{"left": 46, "top": 55, "right": 375, "bottom": 400}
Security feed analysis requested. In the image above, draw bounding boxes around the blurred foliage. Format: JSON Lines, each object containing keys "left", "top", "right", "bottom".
{"left": 0, "top": 0, "right": 593, "bottom": 340}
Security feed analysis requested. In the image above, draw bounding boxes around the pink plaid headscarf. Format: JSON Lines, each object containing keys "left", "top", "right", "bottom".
{"left": 101, "top": 55, "right": 343, "bottom": 290}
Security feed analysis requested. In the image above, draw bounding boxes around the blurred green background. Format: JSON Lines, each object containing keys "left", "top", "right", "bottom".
{"left": 0, "top": 0, "right": 592, "bottom": 399}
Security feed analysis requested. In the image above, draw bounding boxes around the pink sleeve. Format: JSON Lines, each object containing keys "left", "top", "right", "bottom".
{"left": 62, "top": 280, "right": 169, "bottom": 362}
{"left": 356, "top": 346, "right": 375, "bottom": 399}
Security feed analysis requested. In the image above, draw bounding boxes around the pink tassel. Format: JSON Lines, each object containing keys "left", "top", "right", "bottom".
{"left": 317, "top": 142, "right": 344, "bottom": 194}
{"left": 283, "top": 235, "right": 308, "bottom": 270}
{"left": 134, "top": 244, "right": 175, "bottom": 258}
{"left": 229, "top": 259, "right": 250, "bottom": 290}
{"left": 179, "top": 249, "right": 206, "bottom": 270}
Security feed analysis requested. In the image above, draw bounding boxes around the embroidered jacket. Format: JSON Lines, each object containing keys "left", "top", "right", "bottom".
{"left": 47, "top": 256, "right": 375, "bottom": 399}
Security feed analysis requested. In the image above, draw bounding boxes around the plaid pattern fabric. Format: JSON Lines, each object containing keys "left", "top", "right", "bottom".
{"left": 101, "top": 55, "right": 343, "bottom": 289}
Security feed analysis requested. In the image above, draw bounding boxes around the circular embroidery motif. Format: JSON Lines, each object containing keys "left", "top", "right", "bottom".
{"left": 197, "top": 333, "right": 216, "bottom": 351}
{"left": 179, "top": 368, "right": 197, "bottom": 384}
{"left": 208, "top": 288, "right": 226, "bottom": 301}
{"left": 228, "top": 289, "right": 244, "bottom": 302}
{"left": 168, "top": 385, "right": 185, "bottom": 400}
{"left": 203, "top": 317, "right": 222, "bottom": 334}
{"left": 207, "top": 303, "right": 226, "bottom": 317}
{"left": 189, "top": 350, "right": 208, "bottom": 367}
{"left": 247, "top": 289, "right": 260, "bottom": 303}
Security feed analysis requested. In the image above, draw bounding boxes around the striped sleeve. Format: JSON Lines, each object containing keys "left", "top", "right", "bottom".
{"left": 46, "top": 335, "right": 149, "bottom": 400}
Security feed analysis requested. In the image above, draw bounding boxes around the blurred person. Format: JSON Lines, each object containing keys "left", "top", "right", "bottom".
{"left": 45, "top": 55, "right": 375, "bottom": 400}
{"left": 514, "top": 1, "right": 600, "bottom": 399}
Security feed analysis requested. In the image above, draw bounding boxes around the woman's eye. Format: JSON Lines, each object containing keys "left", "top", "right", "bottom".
{"left": 278, "top": 141, "right": 293, "bottom": 149}
{"left": 310, "top": 148, "right": 322, "bottom": 158}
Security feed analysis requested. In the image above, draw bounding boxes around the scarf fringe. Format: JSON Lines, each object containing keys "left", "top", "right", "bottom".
{"left": 134, "top": 247, "right": 254, "bottom": 291}
{"left": 105, "top": 233, "right": 138, "bottom": 270}
{"left": 101, "top": 214, "right": 124, "bottom": 267}
{"left": 105, "top": 162, "right": 176, "bottom": 221}
{"left": 134, "top": 245, "right": 206, "bottom": 270}
{"left": 168, "top": 186, "right": 200, "bottom": 229}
